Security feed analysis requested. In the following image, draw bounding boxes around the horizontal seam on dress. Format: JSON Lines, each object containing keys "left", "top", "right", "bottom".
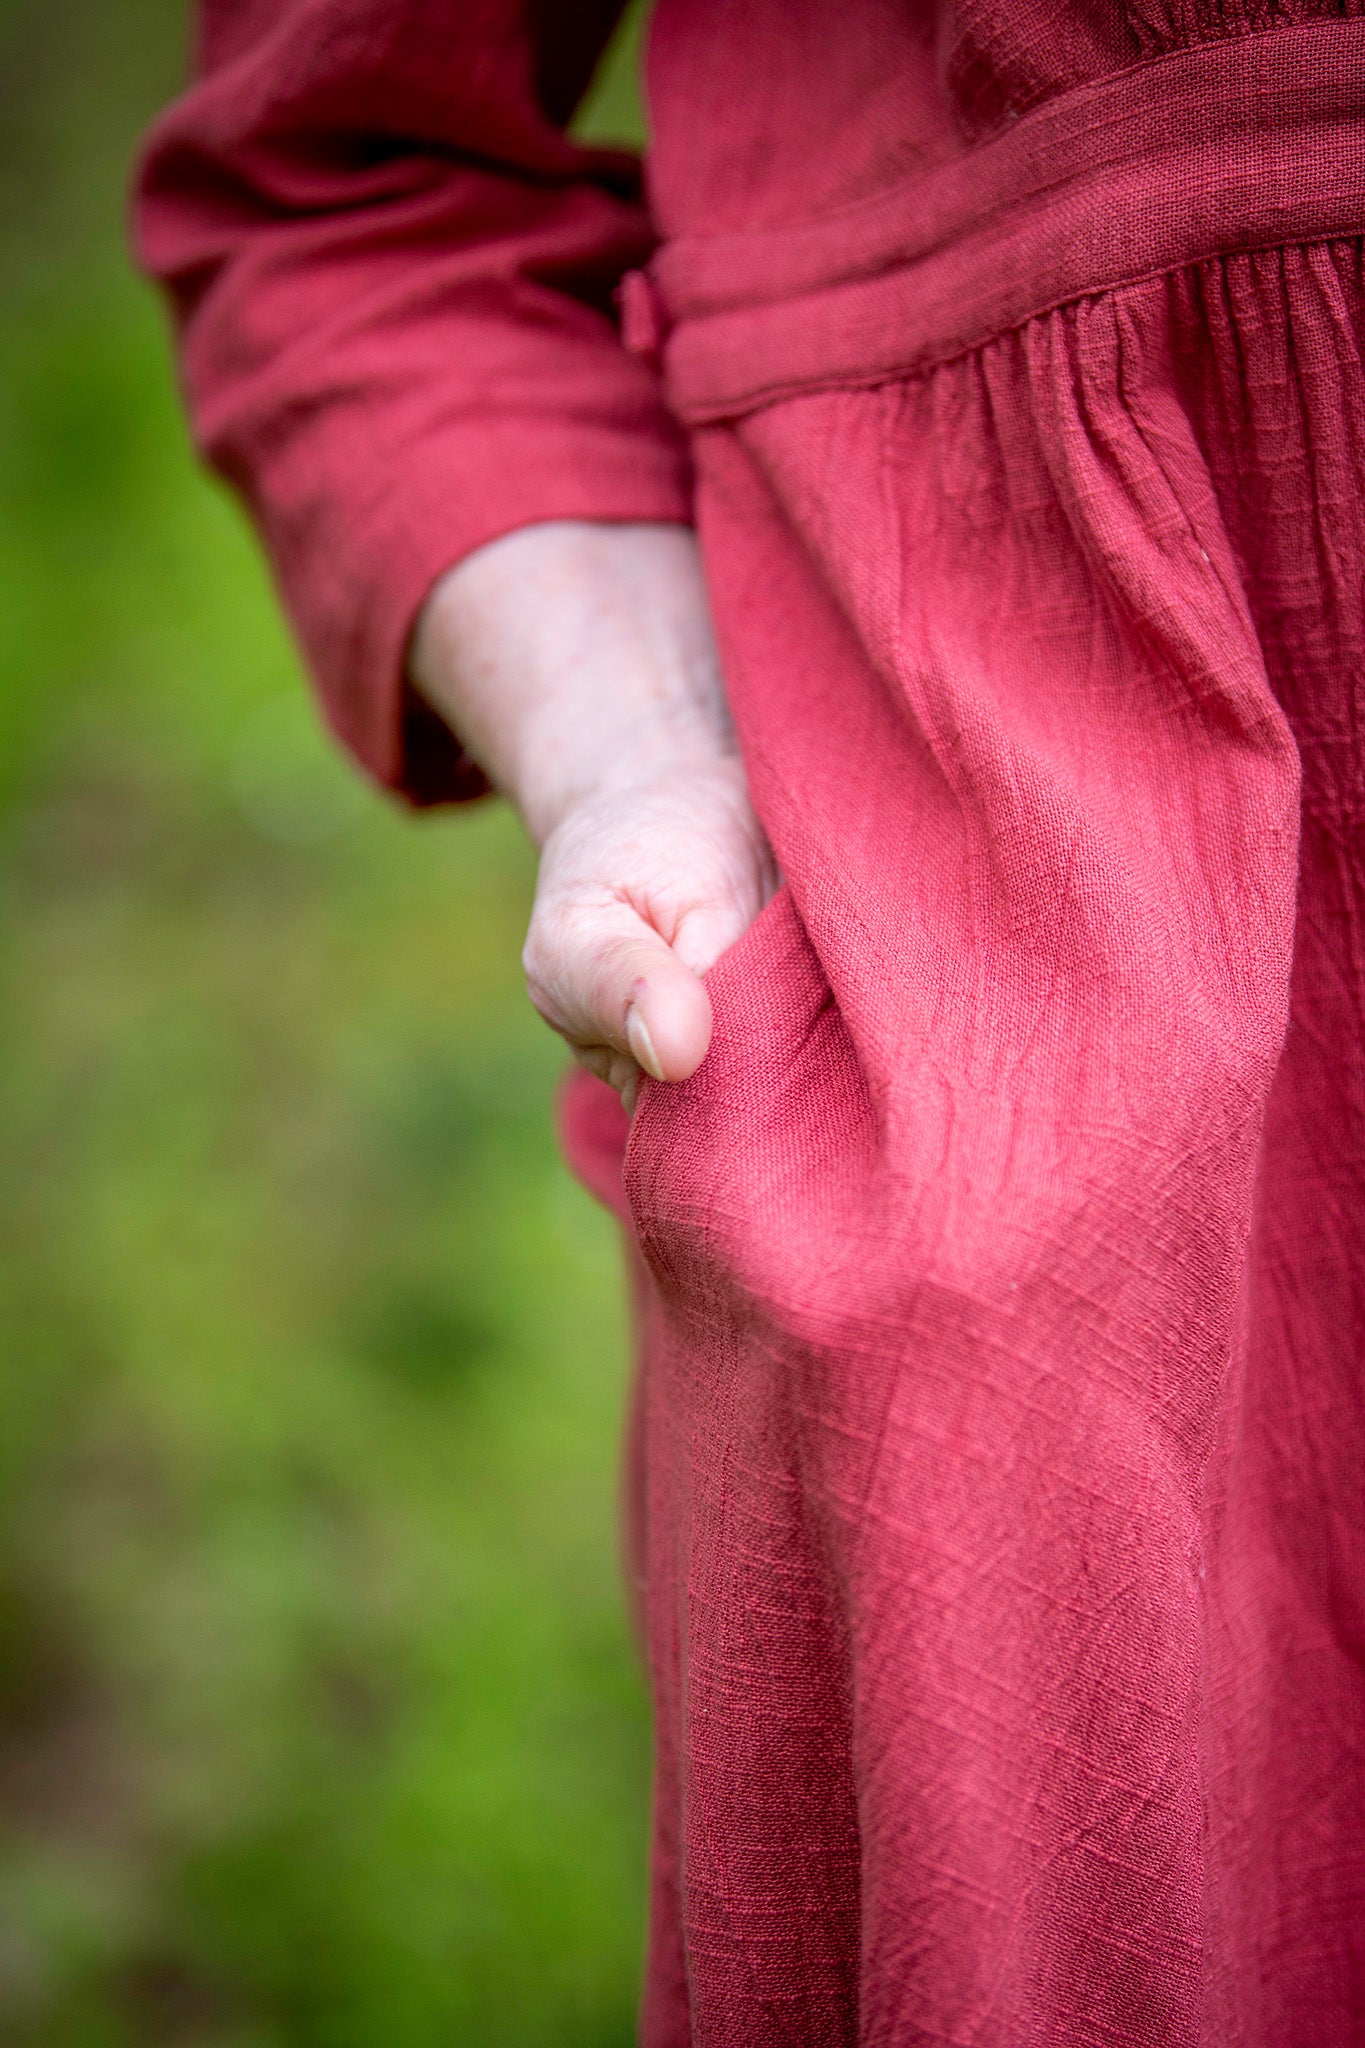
{"left": 680, "top": 232, "right": 1365, "bottom": 427}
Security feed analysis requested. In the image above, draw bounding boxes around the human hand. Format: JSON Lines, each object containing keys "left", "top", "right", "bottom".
{"left": 523, "top": 751, "right": 773, "bottom": 1110}
{"left": 410, "top": 522, "right": 775, "bottom": 1110}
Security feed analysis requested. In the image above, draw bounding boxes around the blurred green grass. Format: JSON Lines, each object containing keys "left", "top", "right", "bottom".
{"left": 0, "top": 5, "right": 653, "bottom": 2043}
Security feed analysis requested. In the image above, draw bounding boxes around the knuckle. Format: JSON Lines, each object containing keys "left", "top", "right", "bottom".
{"left": 530, "top": 907, "right": 642, "bottom": 1029}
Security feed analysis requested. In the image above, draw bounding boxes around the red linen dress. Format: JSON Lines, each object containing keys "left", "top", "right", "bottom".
{"left": 137, "top": 5, "right": 1365, "bottom": 2041}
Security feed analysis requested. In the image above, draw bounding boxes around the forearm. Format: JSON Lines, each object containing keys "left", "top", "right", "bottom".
{"left": 409, "top": 522, "right": 739, "bottom": 847}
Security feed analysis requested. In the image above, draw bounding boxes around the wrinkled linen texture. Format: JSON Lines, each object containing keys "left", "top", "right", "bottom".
{"left": 617, "top": 240, "right": 1365, "bottom": 2046}
{"left": 136, "top": 2, "right": 1365, "bottom": 2041}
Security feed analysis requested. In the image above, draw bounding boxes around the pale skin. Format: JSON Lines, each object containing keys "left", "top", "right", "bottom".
{"left": 410, "top": 521, "right": 777, "bottom": 1113}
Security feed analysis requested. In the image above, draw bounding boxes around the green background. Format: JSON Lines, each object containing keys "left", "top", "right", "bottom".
{"left": 0, "top": 3, "right": 653, "bottom": 2042}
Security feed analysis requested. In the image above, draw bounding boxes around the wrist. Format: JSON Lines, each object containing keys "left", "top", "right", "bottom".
{"left": 514, "top": 694, "right": 740, "bottom": 848}
{"left": 409, "top": 520, "right": 735, "bottom": 848}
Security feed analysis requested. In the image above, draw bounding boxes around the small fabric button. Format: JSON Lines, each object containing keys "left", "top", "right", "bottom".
{"left": 616, "top": 267, "right": 669, "bottom": 367}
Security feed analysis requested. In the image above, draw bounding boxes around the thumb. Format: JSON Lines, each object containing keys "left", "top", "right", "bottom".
{"left": 524, "top": 908, "right": 715, "bottom": 1084}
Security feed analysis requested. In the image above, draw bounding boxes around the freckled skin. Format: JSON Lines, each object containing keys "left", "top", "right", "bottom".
{"left": 411, "top": 520, "right": 776, "bottom": 1111}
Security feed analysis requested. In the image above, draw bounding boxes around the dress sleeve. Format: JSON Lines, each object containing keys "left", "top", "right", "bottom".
{"left": 132, "top": 0, "right": 693, "bottom": 805}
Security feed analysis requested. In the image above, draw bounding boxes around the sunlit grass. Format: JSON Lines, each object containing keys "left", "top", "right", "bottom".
{"left": 0, "top": 5, "right": 651, "bottom": 2042}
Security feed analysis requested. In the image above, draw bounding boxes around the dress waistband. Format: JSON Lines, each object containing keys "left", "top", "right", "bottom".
{"left": 620, "top": 19, "right": 1365, "bottom": 424}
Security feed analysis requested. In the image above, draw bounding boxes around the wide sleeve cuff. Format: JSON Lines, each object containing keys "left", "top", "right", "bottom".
{"left": 133, "top": 0, "right": 694, "bottom": 807}
{"left": 255, "top": 403, "right": 694, "bottom": 808}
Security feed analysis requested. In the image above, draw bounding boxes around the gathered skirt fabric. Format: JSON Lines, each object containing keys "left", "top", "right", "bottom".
{"left": 568, "top": 238, "right": 1365, "bottom": 2044}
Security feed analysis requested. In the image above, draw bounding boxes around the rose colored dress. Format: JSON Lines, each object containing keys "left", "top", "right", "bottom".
{"left": 137, "top": 5, "right": 1365, "bottom": 2040}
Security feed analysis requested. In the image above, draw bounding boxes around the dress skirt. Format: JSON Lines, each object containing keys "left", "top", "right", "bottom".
{"left": 566, "top": 26, "right": 1365, "bottom": 2043}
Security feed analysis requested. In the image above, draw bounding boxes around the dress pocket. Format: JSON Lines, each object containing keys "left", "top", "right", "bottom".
{"left": 622, "top": 884, "right": 876, "bottom": 1313}
{"left": 622, "top": 882, "right": 795, "bottom": 1198}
